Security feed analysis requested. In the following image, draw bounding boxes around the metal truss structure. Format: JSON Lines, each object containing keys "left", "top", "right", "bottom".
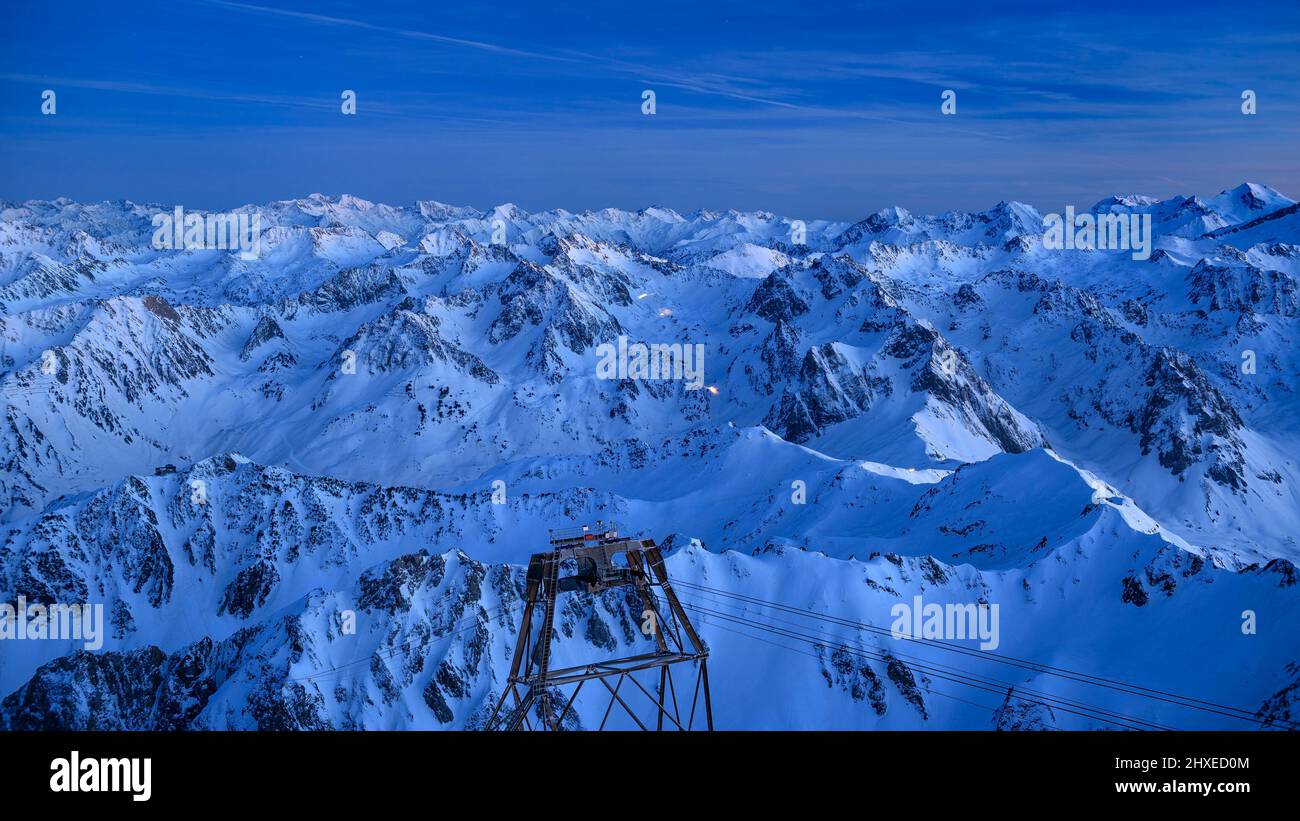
{"left": 485, "top": 522, "right": 713, "bottom": 731}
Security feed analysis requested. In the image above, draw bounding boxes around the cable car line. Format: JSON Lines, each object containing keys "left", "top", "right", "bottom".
{"left": 669, "top": 577, "right": 1287, "bottom": 729}
{"left": 674, "top": 590, "right": 1182, "bottom": 730}
{"left": 674, "top": 595, "right": 1171, "bottom": 731}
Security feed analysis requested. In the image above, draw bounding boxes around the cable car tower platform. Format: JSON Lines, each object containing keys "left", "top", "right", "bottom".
{"left": 484, "top": 521, "right": 713, "bottom": 731}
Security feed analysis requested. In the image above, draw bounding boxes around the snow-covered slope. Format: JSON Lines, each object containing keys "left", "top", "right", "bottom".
{"left": 2, "top": 187, "right": 1297, "bottom": 729}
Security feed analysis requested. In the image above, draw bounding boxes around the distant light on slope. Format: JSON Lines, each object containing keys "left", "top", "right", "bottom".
{"left": 658, "top": 307, "right": 672, "bottom": 317}
{"left": 638, "top": 292, "right": 649, "bottom": 299}
{"left": 706, "top": 385, "right": 719, "bottom": 395}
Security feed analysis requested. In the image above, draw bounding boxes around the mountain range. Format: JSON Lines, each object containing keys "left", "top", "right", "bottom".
{"left": 1, "top": 183, "right": 1297, "bottom": 729}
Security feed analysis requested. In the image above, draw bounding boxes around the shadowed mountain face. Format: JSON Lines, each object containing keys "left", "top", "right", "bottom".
{"left": 1, "top": 186, "right": 1298, "bottom": 729}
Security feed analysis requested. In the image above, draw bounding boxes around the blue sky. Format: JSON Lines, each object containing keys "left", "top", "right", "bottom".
{"left": 1, "top": 0, "right": 1298, "bottom": 219}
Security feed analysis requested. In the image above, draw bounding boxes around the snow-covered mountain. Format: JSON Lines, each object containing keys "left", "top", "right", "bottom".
{"left": 2, "top": 185, "right": 1297, "bottom": 730}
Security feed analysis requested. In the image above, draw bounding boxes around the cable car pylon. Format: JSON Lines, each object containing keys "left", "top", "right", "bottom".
{"left": 484, "top": 521, "right": 713, "bottom": 731}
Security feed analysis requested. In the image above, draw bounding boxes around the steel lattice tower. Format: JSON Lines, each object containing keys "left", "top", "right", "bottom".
{"left": 485, "top": 522, "right": 713, "bottom": 731}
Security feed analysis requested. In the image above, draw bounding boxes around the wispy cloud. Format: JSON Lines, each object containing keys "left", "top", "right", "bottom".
{"left": 197, "top": 0, "right": 1010, "bottom": 137}
{"left": 199, "top": 0, "right": 581, "bottom": 63}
